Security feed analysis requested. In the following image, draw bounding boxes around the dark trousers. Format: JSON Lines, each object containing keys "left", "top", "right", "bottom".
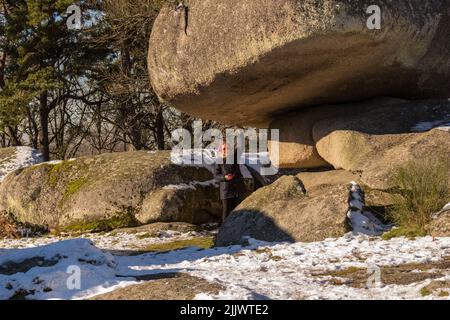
{"left": 222, "top": 197, "right": 239, "bottom": 222}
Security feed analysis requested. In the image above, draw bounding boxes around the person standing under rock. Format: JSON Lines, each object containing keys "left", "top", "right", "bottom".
{"left": 215, "top": 143, "right": 246, "bottom": 223}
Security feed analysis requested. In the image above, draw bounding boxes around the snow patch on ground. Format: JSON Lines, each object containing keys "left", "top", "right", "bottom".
{"left": 0, "top": 147, "right": 43, "bottom": 182}
{"left": 1, "top": 232, "right": 450, "bottom": 300}
{"left": 0, "top": 239, "right": 134, "bottom": 300}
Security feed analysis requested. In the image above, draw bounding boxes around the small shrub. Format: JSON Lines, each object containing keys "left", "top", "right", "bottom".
{"left": 0, "top": 212, "right": 49, "bottom": 238}
{"left": 438, "top": 291, "right": 449, "bottom": 297}
{"left": 385, "top": 157, "right": 449, "bottom": 238}
{"left": 420, "top": 287, "right": 432, "bottom": 297}
{"left": 382, "top": 226, "right": 427, "bottom": 241}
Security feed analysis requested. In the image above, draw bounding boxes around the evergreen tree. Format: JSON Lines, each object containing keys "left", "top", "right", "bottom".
{"left": 0, "top": 0, "right": 107, "bottom": 159}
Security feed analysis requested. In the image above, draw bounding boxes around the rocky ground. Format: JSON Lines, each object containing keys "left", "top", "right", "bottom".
{"left": 0, "top": 145, "right": 448, "bottom": 300}
{"left": 0, "top": 225, "right": 449, "bottom": 300}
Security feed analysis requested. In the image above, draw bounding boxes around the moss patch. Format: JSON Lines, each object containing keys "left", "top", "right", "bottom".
{"left": 420, "top": 280, "right": 450, "bottom": 298}
{"left": 438, "top": 291, "right": 449, "bottom": 297}
{"left": 420, "top": 288, "right": 432, "bottom": 297}
{"left": 141, "top": 237, "right": 215, "bottom": 253}
{"left": 62, "top": 213, "right": 139, "bottom": 234}
{"left": 318, "top": 257, "right": 450, "bottom": 288}
{"left": 136, "top": 232, "right": 154, "bottom": 240}
{"left": 328, "top": 267, "right": 365, "bottom": 278}
{"left": 48, "top": 162, "right": 68, "bottom": 187}
{"left": 382, "top": 226, "right": 427, "bottom": 240}
{"left": 63, "top": 178, "right": 88, "bottom": 199}
{"left": 48, "top": 160, "right": 90, "bottom": 188}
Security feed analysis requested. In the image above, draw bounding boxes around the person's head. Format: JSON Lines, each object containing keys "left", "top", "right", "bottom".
{"left": 218, "top": 142, "right": 230, "bottom": 159}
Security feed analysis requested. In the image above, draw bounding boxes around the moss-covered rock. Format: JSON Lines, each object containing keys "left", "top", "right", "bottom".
{"left": 0, "top": 151, "right": 233, "bottom": 232}
{"left": 216, "top": 169, "right": 396, "bottom": 246}
{"left": 216, "top": 174, "right": 351, "bottom": 246}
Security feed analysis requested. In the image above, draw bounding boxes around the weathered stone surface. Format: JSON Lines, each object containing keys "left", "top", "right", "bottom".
{"left": 296, "top": 170, "right": 360, "bottom": 190}
{"left": 270, "top": 98, "right": 405, "bottom": 168}
{"left": 215, "top": 175, "right": 351, "bottom": 246}
{"left": 148, "top": 0, "right": 450, "bottom": 127}
{"left": 0, "top": 151, "right": 223, "bottom": 231}
{"left": 313, "top": 100, "right": 450, "bottom": 189}
{"left": 215, "top": 168, "right": 399, "bottom": 245}
{"left": 429, "top": 206, "right": 450, "bottom": 237}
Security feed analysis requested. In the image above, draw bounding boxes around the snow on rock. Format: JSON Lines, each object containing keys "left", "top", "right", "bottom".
{"left": 0, "top": 147, "right": 43, "bottom": 182}
{"left": 1, "top": 233, "right": 450, "bottom": 300}
{"left": 347, "top": 182, "right": 391, "bottom": 236}
{"left": 432, "top": 202, "right": 450, "bottom": 220}
{"left": 442, "top": 203, "right": 450, "bottom": 212}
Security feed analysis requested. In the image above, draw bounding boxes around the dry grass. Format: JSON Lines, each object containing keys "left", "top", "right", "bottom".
{"left": 0, "top": 216, "right": 20, "bottom": 239}
{"left": 319, "top": 256, "right": 450, "bottom": 289}
{"left": 384, "top": 157, "right": 449, "bottom": 239}
{"left": 141, "top": 236, "right": 215, "bottom": 253}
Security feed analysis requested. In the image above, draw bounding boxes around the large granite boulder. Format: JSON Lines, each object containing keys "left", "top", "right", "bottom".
{"left": 216, "top": 171, "right": 378, "bottom": 246}
{"left": 148, "top": 0, "right": 450, "bottom": 127}
{"left": 215, "top": 169, "right": 396, "bottom": 246}
{"left": 0, "top": 151, "right": 225, "bottom": 232}
{"left": 428, "top": 204, "right": 450, "bottom": 237}
{"left": 270, "top": 97, "right": 406, "bottom": 168}
{"left": 313, "top": 99, "right": 450, "bottom": 189}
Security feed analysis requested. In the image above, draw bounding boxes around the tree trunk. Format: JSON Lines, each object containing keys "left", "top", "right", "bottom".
{"left": 155, "top": 105, "right": 165, "bottom": 150}
{"left": 0, "top": 133, "right": 6, "bottom": 148}
{"left": 5, "top": 126, "right": 21, "bottom": 146}
{"left": 39, "top": 91, "right": 50, "bottom": 161}
{"left": 27, "top": 107, "right": 39, "bottom": 149}
{"left": 0, "top": 52, "right": 6, "bottom": 89}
